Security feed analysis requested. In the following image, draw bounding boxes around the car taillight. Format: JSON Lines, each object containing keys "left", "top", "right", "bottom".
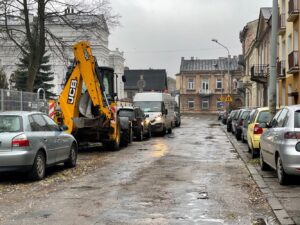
{"left": 284, "top": 132, "right": 300, "bottom": 139}
{"left": 12, "top": 134, "right": 30, "bottom": 147}
{"left": 254, "top": 124, "right": 263, "bottom": 135}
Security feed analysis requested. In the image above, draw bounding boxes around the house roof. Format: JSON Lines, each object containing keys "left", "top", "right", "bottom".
{"left": 260, "top": 7, "right": 272, "bottom": 20}
{"left": 124, "top": 69, "right": 168, "bottom": 91}
{"left": 180, "top": 57, "right": 242, "bottom": 72}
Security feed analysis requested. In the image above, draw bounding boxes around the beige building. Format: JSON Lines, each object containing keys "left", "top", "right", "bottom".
{"left": 176, "top": 57, "right": 243, "bottom": 113}
{"left": 240, "top": 8, "right": 272, "bottom": 108}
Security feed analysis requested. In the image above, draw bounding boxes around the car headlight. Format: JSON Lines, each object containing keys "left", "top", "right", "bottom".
{"left": 155, "top": 115, "right": 162, "bottom": 122}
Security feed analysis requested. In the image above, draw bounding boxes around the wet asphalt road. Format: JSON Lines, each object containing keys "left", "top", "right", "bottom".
{"left": 0, "top": 115, "right": 275, "bottom": 225}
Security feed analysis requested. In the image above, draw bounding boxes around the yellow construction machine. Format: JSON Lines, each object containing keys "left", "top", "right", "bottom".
{"left": 55, "top": 41, "right": 130, "bottom": 150}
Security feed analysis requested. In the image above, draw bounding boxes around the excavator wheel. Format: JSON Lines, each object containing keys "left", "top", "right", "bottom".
{"left": 103, "top": 123, "right": 121, "bottom": 151}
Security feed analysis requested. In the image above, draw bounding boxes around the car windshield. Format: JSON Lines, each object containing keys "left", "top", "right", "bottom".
{"left": 0, "top": 115, "right": 23, "bottom": 132}
{"left": 118, "top": 110, "right": 134, "bottom": 120}
{"left": 256, "top": 111, "right": 271, "bottom": 123}
{"left": 134, "top": 101, "right": 162, "bottom": 112}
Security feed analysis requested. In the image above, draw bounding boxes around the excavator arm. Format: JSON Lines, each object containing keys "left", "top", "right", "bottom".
{"left": 57, "top": 41, "right": 113, "bottom": 134}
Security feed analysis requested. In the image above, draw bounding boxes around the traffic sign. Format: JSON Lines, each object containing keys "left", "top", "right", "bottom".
{"left": 219, "top": 96, "right": 225, "bottom": 102}
{"left": 225, "top": 95, "right": 233, "bottom": 102}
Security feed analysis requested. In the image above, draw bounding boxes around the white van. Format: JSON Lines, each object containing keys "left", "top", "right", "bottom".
{"left": 133, "top": 92, "right": 175, "bottom": 135}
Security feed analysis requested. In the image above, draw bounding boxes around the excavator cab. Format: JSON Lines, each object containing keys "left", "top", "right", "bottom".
{"left": 97, "top": 67, "right": 116, "bottom": 103}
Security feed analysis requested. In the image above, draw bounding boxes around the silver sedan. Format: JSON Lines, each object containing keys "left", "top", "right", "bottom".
{"left": 0, "top": 111, "right": 78, "bottom": 180}
{"left": 260, "top": 105, "right": 300, "bottom": 185}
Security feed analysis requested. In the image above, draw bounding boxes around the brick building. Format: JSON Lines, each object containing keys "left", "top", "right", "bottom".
{"left": 176, "top": 56, "right": 243, "bottom": 113}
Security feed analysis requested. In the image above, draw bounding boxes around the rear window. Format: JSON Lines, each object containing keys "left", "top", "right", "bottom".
{"left": 0, "top": 115, "right": 23, "bottom": 132}
{"left": 256, "top": 111, "right": 271, "bottom": 123}
{"left": 241, "top": 111, "right": 250, "bottom": 120}
{"left": 118, "top": 110, "right": 134, "bottom": 119}
{"left": 294, "top": 111, "right": 300, "bottom": 128}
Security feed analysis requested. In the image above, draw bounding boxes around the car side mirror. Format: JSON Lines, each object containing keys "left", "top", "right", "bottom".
{"left": 122, "top": 75, "right": 126, "bottom": 83}
{"left": 145, "top": 114, "right": 149, "bottom": 118}
{"left": 60, "top": 125, "right": 68, "bottom": 131}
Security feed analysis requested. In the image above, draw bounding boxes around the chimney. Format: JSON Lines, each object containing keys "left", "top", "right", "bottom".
{"left": 181, "top": 57, "right": 184, "bottom": 61}
{"left": 191, "top": 56, "right": 194, "bottom": 60}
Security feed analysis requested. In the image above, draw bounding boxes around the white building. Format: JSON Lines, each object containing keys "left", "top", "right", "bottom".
{"left": 0, "top": 10, "right": 125, "bottom": 98}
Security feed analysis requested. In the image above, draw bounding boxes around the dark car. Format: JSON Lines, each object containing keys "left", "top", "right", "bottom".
{"left": 227, "top": 110, "right": 238, "bottom": 132}
{"left": 118, "top": 107, "right": 151, "bottom": 141}
{"left": 234, "top": 109, "right": 251, "bottom": 140}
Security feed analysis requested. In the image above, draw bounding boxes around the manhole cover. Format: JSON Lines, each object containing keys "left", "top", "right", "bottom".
{"left": 197, "top": 192, "right": 209, "bottom": 199}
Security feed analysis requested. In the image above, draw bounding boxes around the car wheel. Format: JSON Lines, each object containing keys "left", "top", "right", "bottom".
{"left": 160, "top": 126, "right": 166, "bottom": 136}
{"left": 242, "top": 133, "right": 246, "bottom": 143}
{"left": 167, "top": 125, "right": 172, "bottom": 134}
{"left": 277, "top": 155, "right": 289, "bottom": 185}
{"left": 146, "top": 126, "right": 152, "bottom": 139}
{"left": 260, "top": 150, "right": 269, "bottom": 171}
{"left": 235, "top": 131, "right": 241, "bottom": 140}
{"left": 137, "top": 127, "right": 143, "bottom": 141}
{"left": 29, "top": 151, "right": 46, "bottom": 181}
{"left": 64, "top": 143, "right": 78, "bottom": 168}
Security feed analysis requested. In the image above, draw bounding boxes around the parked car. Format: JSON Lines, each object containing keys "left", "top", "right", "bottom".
{"left": 260, "top": 105, "right": 300, "bottom": 185}
{"left": 218, "top": 110, "right": 226, "bottom": 121}
{"left": 241, "top": 109, "right": 256, "bottom": 143}
{"left": 174, "top": 111, "right": 181, "bottom": 127}
{"left": 227, "top": 110, "right": 238, "bottom": 132}
{"left": 247, "top": 107, "right": 272, "bottom": 158}
{"left": 235, "top": 109, "right": 251, "bottom": 140}
{"left": 0, "top": 111, "right": 78, "bottom": 180}
{"left": 231, "top": 109, "right": 242, "bottom": 134}
{"left": 118, "top": 106, "right": 151, "bottom": 141}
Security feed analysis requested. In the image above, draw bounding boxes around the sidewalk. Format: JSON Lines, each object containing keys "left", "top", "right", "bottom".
{"left": 222, "top": 125, "right": 300, "bottom": 225}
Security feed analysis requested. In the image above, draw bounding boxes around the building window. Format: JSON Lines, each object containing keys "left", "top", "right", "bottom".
{"left": 202, "top": 78, "right": 209, "bottom": 90}
{"left": 188, "top": 98, "right": 194, "bottom": 109}
{"left": 216, "top": 78, "right": 222, "bottom": 89}
{"left": 202, "top": 99, "right": 209, "bottom": 109}
{"left": 187, "top": 78, "right": 195, "bottom": 90}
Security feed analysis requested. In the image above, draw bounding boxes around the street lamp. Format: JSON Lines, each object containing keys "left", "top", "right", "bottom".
{"left": 211, "top": 39, "right": 231, "bottom": 95}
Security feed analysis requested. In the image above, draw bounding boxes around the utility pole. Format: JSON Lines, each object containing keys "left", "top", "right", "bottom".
{"left": 269, "top": 0, "right": 278, "bottom": 116}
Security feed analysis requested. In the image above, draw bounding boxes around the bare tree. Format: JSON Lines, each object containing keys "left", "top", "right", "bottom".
{"left": 0, "top": 0, "right": 119, "bottom": 92}
{"left": 0, "top": 67, "right": 8, "bottom": 89}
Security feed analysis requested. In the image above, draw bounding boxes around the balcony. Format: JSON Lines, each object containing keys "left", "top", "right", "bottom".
{"left": 288, "top": 51, "right": 299, "bottom": 74}
{"left": 250, "top": 64, "right": 269, "bottom": 83}
{"left": 278, "top": 13, "right": 286, "bottom": 35}
{"left": 287, "top": 0, "right": 299, "bottom": 22}
{"left": 199, "top": 89, "right": 214, "bottom": 96}
{"left": 277, "top": 60, "right": 286, "bottom": 79}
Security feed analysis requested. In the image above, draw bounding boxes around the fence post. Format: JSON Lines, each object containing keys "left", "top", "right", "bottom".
{"left": 1, "top": 89, "right": 3, "bottom": 111}
{"left": 20, "top": 91, "right": 23, "bottom": 111}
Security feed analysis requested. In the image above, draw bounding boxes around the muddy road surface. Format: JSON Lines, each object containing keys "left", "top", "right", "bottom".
{"left": 0, "top": 115, "right": 276, "bottom": 225}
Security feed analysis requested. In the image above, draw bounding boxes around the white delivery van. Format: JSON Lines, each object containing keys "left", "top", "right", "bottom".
{"left": 133, "top": 92, "right": 175, "bottom": 135}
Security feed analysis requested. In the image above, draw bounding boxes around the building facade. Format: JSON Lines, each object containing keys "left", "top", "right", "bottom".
{"left": 0, "top": 10, "right": 125, "bottom": 97}
{"left": 278, "top": 0, "right": 299, "bottom": 106}
{"left": 240, "top": 8, "right": 272, "bottom": 108}
{"left": 177, "top": 57, "right": 243, "bottom": 113}
{"left": 123, "top": 69, "right": 168, "bottom": 101}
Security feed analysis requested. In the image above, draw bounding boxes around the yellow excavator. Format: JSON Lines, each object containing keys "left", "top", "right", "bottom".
{"left": 54, "top": 41, "right": 131, "bottom": 150}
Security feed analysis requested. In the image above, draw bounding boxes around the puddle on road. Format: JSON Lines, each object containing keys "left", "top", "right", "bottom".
{"left": 205, "top": 136, "right": 214, "bottom": 140}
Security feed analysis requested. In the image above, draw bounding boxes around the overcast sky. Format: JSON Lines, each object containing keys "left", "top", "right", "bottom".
{"left": 109, "top": 0, "right": 272, "bottom": 77}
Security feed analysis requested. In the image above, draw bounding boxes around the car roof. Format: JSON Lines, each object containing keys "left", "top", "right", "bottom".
{"left": 0, "top": 111, "right": 43, "bottom": 116}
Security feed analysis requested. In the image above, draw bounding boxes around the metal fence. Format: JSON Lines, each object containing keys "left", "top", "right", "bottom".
{"left": 0, "top": 89, "right": 49, "bottom": 113}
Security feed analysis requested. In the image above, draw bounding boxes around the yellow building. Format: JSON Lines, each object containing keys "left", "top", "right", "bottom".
{"left": 278, "top": 0, "right": 299, "bottom": 106}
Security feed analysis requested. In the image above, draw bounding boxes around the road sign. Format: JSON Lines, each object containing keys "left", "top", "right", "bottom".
{"left": 219, "top": 96, "right": 225, "bottom": 102}
{"left": 225, "top": 95, "right": 233, "bottom": 103}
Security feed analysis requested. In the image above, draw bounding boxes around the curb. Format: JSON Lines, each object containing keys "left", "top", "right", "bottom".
{"left": 221, "top": 126, "right": 296, "bottom": 225}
